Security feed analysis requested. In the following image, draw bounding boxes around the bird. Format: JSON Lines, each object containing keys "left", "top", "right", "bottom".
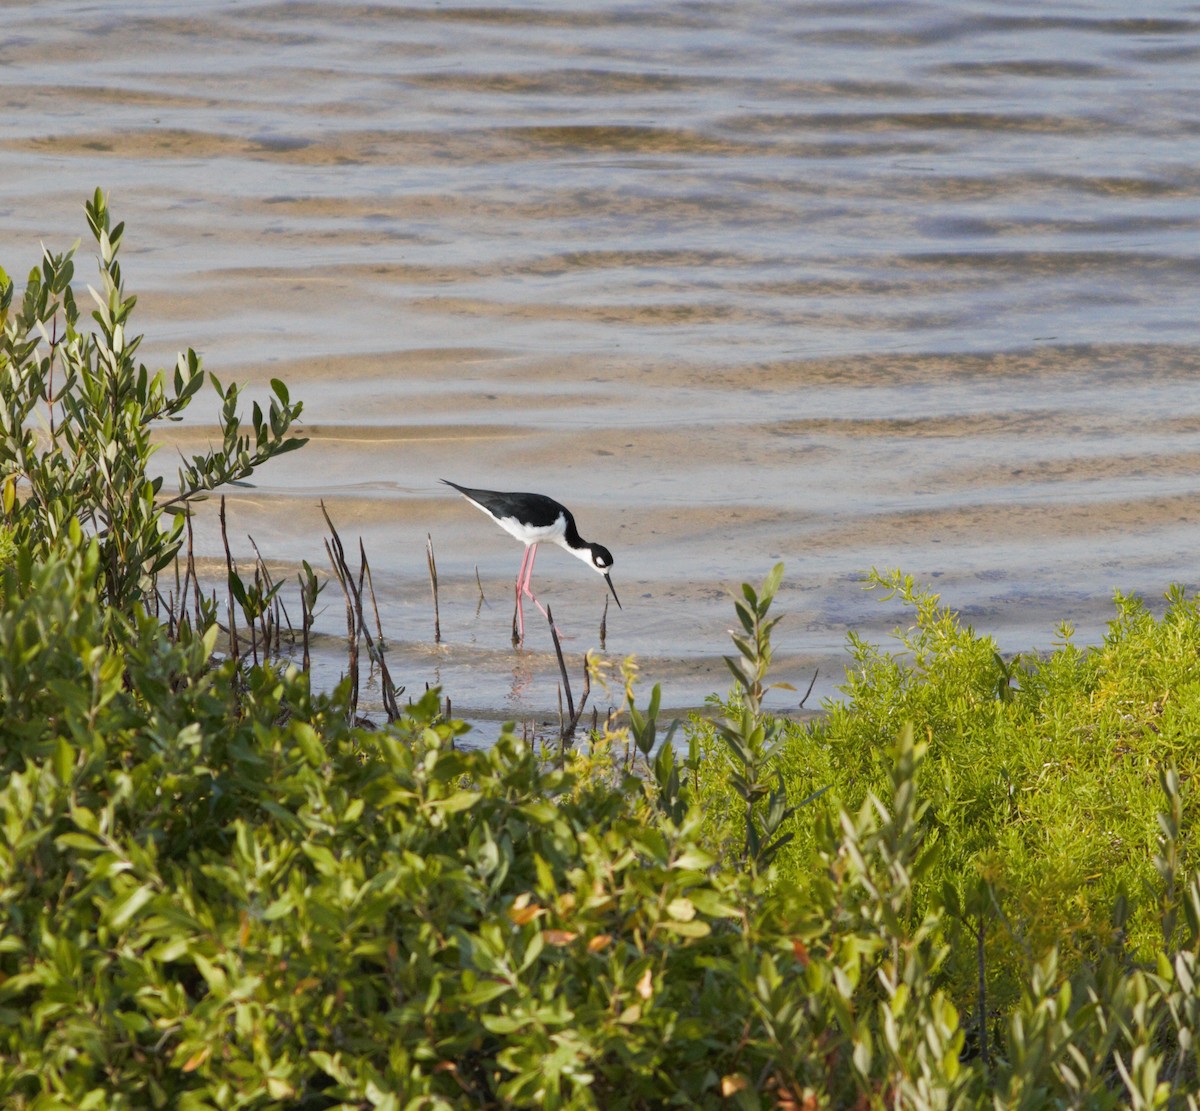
{"left": 442, "top": 480, "right": 621, "bottom": 640}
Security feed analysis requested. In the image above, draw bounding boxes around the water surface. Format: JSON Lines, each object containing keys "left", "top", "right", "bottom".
{"left": 3, "top": 1, "right": 1200, "bottom": 734}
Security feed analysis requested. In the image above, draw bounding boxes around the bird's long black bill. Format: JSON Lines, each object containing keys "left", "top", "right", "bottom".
{"left": 604, "top": 572, "right": 622, "bottom": 610}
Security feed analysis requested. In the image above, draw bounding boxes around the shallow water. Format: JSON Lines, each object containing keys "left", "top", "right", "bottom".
{"left": 4, "top": 2, "right": 1200, "bottom": 736}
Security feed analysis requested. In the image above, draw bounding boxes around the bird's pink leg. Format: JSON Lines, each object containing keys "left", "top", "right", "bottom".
{"left": 521, "top": 543, "right": 551, "bottom": 622}
{"left": 514, "top": 545, "right": 533, "bottom": 640}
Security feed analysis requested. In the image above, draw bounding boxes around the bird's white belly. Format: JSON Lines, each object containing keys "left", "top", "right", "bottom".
{"left": 494, "top": 512, "right": 567, "bottom": 545}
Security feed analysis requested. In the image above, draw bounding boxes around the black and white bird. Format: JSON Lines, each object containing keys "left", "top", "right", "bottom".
{"left": 442, "top": 480, "right": 621, "bottom": 640}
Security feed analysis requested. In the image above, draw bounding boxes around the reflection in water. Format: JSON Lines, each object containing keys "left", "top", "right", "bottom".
{"left": 2, "top": 2, "right": 1200, "bottom": 722}
{"left": 507, "top": 653, "right": 536, "bottom": 713}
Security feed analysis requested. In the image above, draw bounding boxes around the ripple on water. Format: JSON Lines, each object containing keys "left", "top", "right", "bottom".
{"left": 2, "top": 0, "right": 1199, "bottom": 721}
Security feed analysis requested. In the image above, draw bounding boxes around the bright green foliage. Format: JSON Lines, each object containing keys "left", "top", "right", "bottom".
{"left": 7, "top": 550, "right": 1200, "bottom": 1104}
{"left": 695, "top": 569, "right": 1200, "bottom": 1021}
{"left": 0, "top": 189, "right": 306, "bottom": 613}
{"left": 9, "top": 195, "right": 1200, "bottom": 1108}
{"left": 713, "top": 564, "right": 827, "bottom": 870}
{"left": 0, "top": 524, "right": 15, "bottom": 604}
{"left": 0, "top": 546, "right": 972, "bottom": 1109}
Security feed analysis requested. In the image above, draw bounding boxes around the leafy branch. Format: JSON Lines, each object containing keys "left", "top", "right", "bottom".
{"left": 0, "top": 189, "right": 306, "bottom": 613}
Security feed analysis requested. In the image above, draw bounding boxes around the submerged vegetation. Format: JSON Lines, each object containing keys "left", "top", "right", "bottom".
{"left": 3, "top": 197, "right": 1200, "bottom": 1107}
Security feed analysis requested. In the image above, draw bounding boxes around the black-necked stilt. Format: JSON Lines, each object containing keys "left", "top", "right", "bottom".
{"left": 442, "top": 480, "right": 621, "bottom": 640}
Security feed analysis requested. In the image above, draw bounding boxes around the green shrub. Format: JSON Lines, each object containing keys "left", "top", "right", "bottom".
{"left": 6, "top": 543, "right": 1200, "bottom": 1106}
{"left": 0, "top": 190, "right": 305, "bottom": 614}
{"left": 0, "top": 548, "right": 972, "bottom": 1109}
{"left": 694, "top": 570, "right": 1200, "bottom": 1022}
{"left": 5, "top": 195, "right": 1200, "bottom": 1107}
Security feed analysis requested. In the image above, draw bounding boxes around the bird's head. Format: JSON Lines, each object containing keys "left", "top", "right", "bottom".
{"left": 588, "top": 544, "right": 621, "bottom": 609}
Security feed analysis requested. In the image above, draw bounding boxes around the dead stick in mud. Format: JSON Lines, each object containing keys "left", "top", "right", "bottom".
{"left": 247, "top": 535, "right": 273, "bottom": 658}
{"left": 319, "top": 501, "right": 403, "bottom": 721}
{"left": 246, "top": 566, "right": 260, "bottom": 669}
{"left": 356, "top": 547, "right": 368, "bottom": 625}
{"left": 548, "top": 609, "right": 574, "bottom": 722}
{"left": 185, "top": 510, "right": 200, "bottom": 630}
{"left": 324, "top": 536, "right": 359, "bottom": 722}
{"left": 556, "top": 657, "right": 593, "bottom": 764}
{"left": 426, "top": 534, "right": 441, "bottom": 643}
{"left": 361, "top": 539, "right": 385, "bottom": 646}
{"left": 171, "top": 541, "right": 182, "bottom": 638}
{"left": 547, "top": 606, "right": 575, "bottom": 731}
{"left": 799, "top": 668, "right": 819, "bottom": 709}
{"left": 248, "top": 534, "right": 295, "bottom": 645}
{"left": 557, "top": 685, "right": 564, "bottom": 755}
{"left": 566, "top": 658, "right": 592, "bottom": 749}
{"left": 358, "top": 545, "right": 404, "bottom": 721}
{"left": 219, "top": 496, "right": 239, "bottom": 664}
{"left": 299, "top": 572, "right": 313, "bottom": 673}
{"left": 578, "top": 661, "right": 591, "bottom": 728}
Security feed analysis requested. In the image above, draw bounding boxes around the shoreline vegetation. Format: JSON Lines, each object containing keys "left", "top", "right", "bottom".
{"left": 3, "top": 196, "right": 1200, "bottom": 1107}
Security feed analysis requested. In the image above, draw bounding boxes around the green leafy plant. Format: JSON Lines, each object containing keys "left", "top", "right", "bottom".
{"left": 716, "top": 562, "right": 826, "bottom": 869}
{"left": 7, "top": 532, "right": 1200, "bottom": 1105}
{"left": 0, "top": 189, "right": 306, "bottom": 613}
{"left": 12, "top": 192, "right": 1200, "bottom": 1109}
{"left": 692, "top": 567, "right": 1200, "bottom": 1028}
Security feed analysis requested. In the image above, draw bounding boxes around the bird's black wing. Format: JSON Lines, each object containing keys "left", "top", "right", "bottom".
{"left": 441, "top": 480, "right": 570, "bottom": 530}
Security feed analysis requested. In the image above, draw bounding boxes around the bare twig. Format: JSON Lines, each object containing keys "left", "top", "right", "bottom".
{"left": 559, "top": 658, "right": 593, "bottom": 762}
{"left": 548, "top": 609, "right": 593, "bottom": 752}
{"left": 247, "top": 535, "right": 275, "bottom": 661}
{"left": 300, "top": 572, "right": 313, "bottom": 672}
{"left": 548, "top": 606, "right": 574, "bottom": 726}
{"left": 218, "top": 496, "right": 239, "bottom": 664}
{"left": 426, "top": 533, "right": 440, "bottom": 643}
{"left": 799, "top": 668, "right": 819, "bottom": 709}
{"left": 324, "top": 536, "right": 359, "bottom": 722}
{"left": 247, "top": 565, "right": 261, "bottom": 668}
{"left": 557, "top": 685, "right": 565, "bottom": 756}
{"left": 361, "top": 539, "right": 386, "bottom": 647}
{"left": 247, "top": 533, "right": 294, "bottom": 649}
{"left": 320, "top": 501, "right": 403, "bottom": 722}
{"left": 600, "top": 596, "right": 608, "bottom": 650}
{"left": 172, "top": 542, "right": 182, "bottom": 638}
{"left": 185, "top": 510, "right": 200, "bottom": 630}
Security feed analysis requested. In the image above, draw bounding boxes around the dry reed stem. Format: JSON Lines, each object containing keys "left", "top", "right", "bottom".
{"left": 547, "top": 610, "right": 593, "bottom": 750}
{"left": 547, "top": 606, "right": 574, "bottom": 726}
{"left": 426, "top": 533, "right": 440, "bottom": 643}
{"left": 320, "top": 501, "right": 403, "bottom": 722}
{"left": 799, "top": 668, "right": 819, "bottom": 709}
{"left": 300, "top": 571, "right": 313, "bottom": 673}
{"left": 324, "top": 536, "right": 359, "bottom": 722}
{"left": 218, "top": 496, "right": 239, "bottom": 664}
{"left": 185, "top": 510, "right": 200, "bottom": 630}
{"left": 361, "top": 539, "right": 385, "bottom": 646}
